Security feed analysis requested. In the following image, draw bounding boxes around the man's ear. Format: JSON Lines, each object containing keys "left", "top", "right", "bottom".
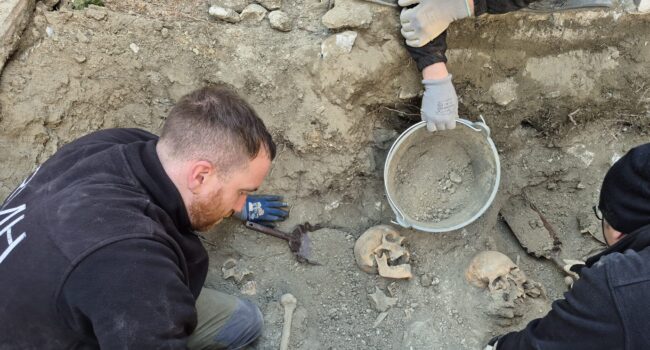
{"left": 187, "top": 160, "right": 215, "bottom": 194}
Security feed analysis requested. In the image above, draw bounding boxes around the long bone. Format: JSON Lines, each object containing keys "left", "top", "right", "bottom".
{"left": 280, "top": 293, "right": 297, "bottom": 350}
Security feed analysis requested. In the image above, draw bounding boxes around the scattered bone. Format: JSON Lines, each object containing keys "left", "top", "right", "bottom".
{"left": 280, "top": 293, "right": 297, "bottom": 350}
{"left": 129, "top": 43, "right": 139, "bottom": 54}
{"left": 373, "top": 311, "right": 389, "bottom": 328}
{"left": 240, "top": 281, "right": 257, "bottom": 296}
{"left": 375, "top": 253, "right": 412, "bottom": 279}
{"left": 524, "top": 281, "right": 544, "bottom": 298}
{"left": 221, "top": 258, "right": 253, "bottom": 283}
{"left": 368, "top": 287, "right": 397, "bottom": 312}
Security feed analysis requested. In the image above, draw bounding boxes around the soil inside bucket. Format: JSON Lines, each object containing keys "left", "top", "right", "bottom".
{"left": 393, "top": 133, "right": 477, "bottom": 225}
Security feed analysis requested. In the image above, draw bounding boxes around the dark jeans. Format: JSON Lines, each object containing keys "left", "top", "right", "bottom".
{"left": 187, "top": 288, "right": 264, "bottom": 350}
{"left": 405, "top": 0, "right": 537, "bottom": 70}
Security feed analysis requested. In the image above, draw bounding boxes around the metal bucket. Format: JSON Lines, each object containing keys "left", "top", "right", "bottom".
{"left": 383, "top": 117, "right": 500, "bottom": 232}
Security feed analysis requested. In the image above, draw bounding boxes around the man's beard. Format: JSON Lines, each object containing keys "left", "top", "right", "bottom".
{"left": 189, "top": 189, "right": 233, "bottom": 232}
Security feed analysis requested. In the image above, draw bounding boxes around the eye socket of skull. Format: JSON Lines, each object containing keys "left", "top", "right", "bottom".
{"left": 384, "top": 232, "right": 399, "bottom": 243}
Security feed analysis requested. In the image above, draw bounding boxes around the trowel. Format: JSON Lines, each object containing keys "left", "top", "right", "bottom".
{"left": 244, "top": 221, "right": 320, "bottom": 265}
{"left": 500, "top": 194, "right": 567, "bottom": 272}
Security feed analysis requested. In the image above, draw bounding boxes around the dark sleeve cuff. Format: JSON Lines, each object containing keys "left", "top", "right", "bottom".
{"left": 474, "top": 0, "right": 488, "bottom": 15}
{"left": 405, "top": 31, "right": 448, "bottom": 71}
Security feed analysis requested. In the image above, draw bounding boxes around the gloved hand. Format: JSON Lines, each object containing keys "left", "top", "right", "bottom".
{"left": 562, "top": 259, "right": 585, "bottom": 280}
{"left": 399, "top": 0, "right": 472, "bottom": 48}
{"left": 421, "top": 75, "right": 458, "bottom": 132}
{"left": 235, "top": 195, "right": 289, "bottom": 227}
{"left": 484, "top": 335, "right": 501, "bottom": 350}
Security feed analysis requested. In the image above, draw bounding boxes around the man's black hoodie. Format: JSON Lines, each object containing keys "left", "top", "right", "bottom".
{"left": 496, "top": 224, "right": 650, "bottom": 349}
{"left": 0, "top": 128, "right": 208, "bottom": 349}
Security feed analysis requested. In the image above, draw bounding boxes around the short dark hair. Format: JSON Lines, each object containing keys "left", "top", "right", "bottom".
{"left": 159, "top": 86, "right": 276, "bottom": 174}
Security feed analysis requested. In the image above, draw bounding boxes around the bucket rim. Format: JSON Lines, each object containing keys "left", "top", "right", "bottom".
{"left": 383, "top": 118, "right": 501, "bottom": 233}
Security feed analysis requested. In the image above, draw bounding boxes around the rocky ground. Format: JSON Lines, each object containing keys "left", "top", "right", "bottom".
{"left": 1, "top": 0, "right": 649, "bottom": 348}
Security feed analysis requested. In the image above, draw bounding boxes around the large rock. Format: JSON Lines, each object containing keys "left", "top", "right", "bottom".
{"left": 322, "top": 1, "right": 373, "bottom": 30}
{"left": 208, "top": 5, "right": 241, "bottom": 23}
{"left": 209, "top": 0, "right": 249, "bottom": 12}
{"left": 489, "top": 78, "right": 518, "bottom": 106}
{"left": 257, "top": 0, "right": 281, "bottom": 10}
{"left": 0, "top": 0, "right": 35, "bottom": 75}
{"left": 268, "top": 10, "right": 292, "bottom": 32}
{"left": 240, "top": 4, "right": 267, "bottom": 22}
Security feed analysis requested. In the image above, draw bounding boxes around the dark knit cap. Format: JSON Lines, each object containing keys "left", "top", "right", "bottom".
{"left": 599, "top": 143, "right": 650, "bottom": 234}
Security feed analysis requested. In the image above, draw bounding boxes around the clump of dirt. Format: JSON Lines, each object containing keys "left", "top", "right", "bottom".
{"left": 394, "top": 133, "right": 476, "bottom": 224}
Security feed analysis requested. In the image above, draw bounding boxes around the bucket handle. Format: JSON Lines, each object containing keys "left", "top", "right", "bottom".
{"left": 458, "top": 115, "right": 491, "bottom": 139}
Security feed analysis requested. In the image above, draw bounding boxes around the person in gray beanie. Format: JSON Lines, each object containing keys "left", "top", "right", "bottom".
{"left": 485, "top": 143, "right": 650, "bottom": 349}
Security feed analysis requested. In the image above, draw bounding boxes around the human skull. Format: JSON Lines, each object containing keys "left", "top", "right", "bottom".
{"left": 465, "top": 251, "right": 527, "bottom": 293}
{"left": 354, "top": 225, "right": 409, "bottom": 274}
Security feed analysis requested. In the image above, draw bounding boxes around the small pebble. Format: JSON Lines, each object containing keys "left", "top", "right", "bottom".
{"left": 420, "top": 274, "right": 433, "bottom": 287}
{"left": 449, "top": 171, "right": 462, "bottom": 184}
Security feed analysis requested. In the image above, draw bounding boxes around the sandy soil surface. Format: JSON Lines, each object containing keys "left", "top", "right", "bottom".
{"left": 1, "top": 0, "right": 649, "bottom": 348}
{"left": 393, "top": 132, "right": 476, "bottom": 224}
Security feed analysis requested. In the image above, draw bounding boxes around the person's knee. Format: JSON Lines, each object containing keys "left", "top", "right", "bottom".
{"left": 213, "top": 299, "right": 264, "bottom": 349}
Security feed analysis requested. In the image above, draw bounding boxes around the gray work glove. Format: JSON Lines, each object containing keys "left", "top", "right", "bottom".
{"left": 399, "top": 0, "right": 472, "bottom": 47}
{"left": 421, "top": 75, "right": 458, "bottom": 132}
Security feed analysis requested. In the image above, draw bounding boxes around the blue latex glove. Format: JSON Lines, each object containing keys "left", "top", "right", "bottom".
{"left": 236, "top": 195, "right": 289, "bottom": 227}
